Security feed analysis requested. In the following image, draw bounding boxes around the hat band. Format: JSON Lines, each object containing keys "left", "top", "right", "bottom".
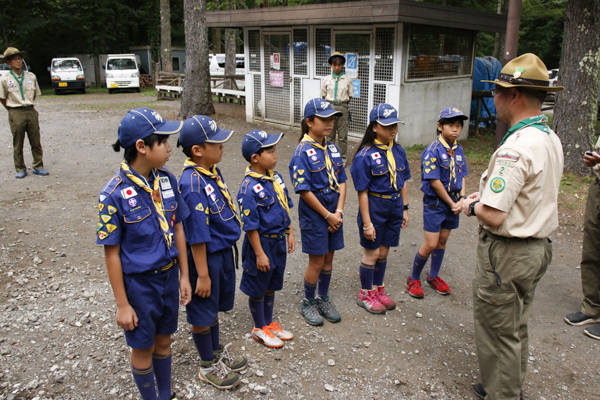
{"left": 498, "top": 73, "right": 549, "bottom": 87}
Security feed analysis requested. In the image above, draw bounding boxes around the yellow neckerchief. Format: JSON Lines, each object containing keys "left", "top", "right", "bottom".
{"left": 183, "top": 158, "right": 240, "bottom": 224}
{"left": 120, "top": 161, "right": 172, "bottom": 248}
{"left": 244, "top": 166, "right": 290, "bottom": 216}
{"left": 438, "top": 136, "right": 458, "bottom": 191}
{"left": 373, "top": 139, "right": 398, "bottom": 191}
{"left": 300, "top": 134, "right": 339, "bottom": 191}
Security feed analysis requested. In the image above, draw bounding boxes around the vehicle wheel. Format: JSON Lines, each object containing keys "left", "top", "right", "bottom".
{"left": 136, "top": 87, "right": 141, "bottom": 93}
{"left": 53, "top": 88, "right": 58, "bottom": 95}
{"left": 81, "top": 88, "right": 86, "bottom": 94}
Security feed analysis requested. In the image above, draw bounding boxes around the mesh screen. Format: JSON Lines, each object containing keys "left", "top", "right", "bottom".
{"left": 293, "top": 29, "right": 308, "bottom": 76}
{"left": 248, "top": 30, "right": 261, "bottom": 72}
{"left": 293, "top": 77, "right": 302, "bottom": 124}
{"left": 407, "top": 24, "right": 473, "bottom": 80}
{"left": 254, "top": 74, "right": 263, "bottom": 119}
{"left": 373, "top": 83, "right": 386, "bottom": 107}
{"left": 315, "top": 28, "right": 332, "bottom": 77}
{"left": 374, "top": 27, "right": 395, "bottom": 82}
{"left": 263, "top": 33, "right": 291, "bottom": 124}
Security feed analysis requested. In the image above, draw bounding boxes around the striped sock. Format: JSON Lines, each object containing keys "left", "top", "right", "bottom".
{"left": 131, "top": 364, "right": 158, "bottom": 400}
{"left": 304, "top": 279, "right": 317, "bottom": 299}
{"left": 429, "top": 248, "right": 446, "bottom": 279}
{"left": 152, "top": 353, "right": 172, "bottom": 400}
{"left": 411, "top": 252, "right": 429, "bottom": 281}
{"left": 373, "top": 258, "right": 387, "bottom": 287}
{"left": 249, "top": 296, "right": 266, "bottom": 328}
{"left": 318, "top": 270, "right": 332, "bottom": 296}
{"left": 359, "top": 262, "right": 375, "bottom": 290}
{"left": 192, "top": 330, "right": 214, "bottom": 362}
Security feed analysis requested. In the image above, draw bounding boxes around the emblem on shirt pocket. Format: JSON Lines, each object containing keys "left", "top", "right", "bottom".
{"left": 490, "top": 177, "right": 505, "bottom": 193}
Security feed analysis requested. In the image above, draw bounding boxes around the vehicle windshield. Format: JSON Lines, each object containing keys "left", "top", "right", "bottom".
{"left": 548, "top": 70, "right": 559, "bottom": 79}
{"left": 107, "top": 59, "right": 137, "bottom": 71}
{"left": 52, "top": 60, "right": 82, "bottom": 72}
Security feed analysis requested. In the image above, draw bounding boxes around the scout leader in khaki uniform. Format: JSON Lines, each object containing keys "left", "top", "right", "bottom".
{"left": 321, "top": 52, "right": 353, "bottom": 165}
{"left": 0, "top": 47, "right": 48, "bottom": 179}
{"left": 462, "top": 53, "right": 564, "bottom": 400}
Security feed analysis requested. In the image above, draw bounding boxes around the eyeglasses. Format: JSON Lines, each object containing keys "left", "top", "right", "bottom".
{"left": 490, "top": 89, "right": 497, "bottom": 97}
{"left": 8, "top": 56, "right": 22, "bottom": 61}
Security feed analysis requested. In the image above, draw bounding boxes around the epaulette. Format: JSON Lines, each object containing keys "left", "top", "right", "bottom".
{"left": 357, "top": 145, "right": 371, "bottom": 158}
{"left": 293, "top": 143, "right": 305, "bottom": 157}
{"left": 101, "top": 173, "right": 124, "bottom": 195}
{"left": 240, "top": 177, "right": 252, "bottom": 194}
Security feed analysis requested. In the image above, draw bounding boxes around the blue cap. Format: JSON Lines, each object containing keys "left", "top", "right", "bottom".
{"left": 241, "top": 130, "right": 284, "bottom": 162}
{"left": 303, "top": 98, "right": 343, "bottom": 119}
{"left": 438, "top": 107, "right": 469, "bottom": 122}
{"left": 118, "top": 108, "right": 183, "bottom": 148}
{"left": 178, "top": 115, "right": 234, "bottom": 148}
{"left": 369, "top": 103, "right": 404, "bottom": 126}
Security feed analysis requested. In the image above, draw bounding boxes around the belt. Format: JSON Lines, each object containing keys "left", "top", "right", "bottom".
{"left": 479, "top": 226, "right": 545, "bottom": 242}
{"left": 318, "top": 187, "right": 337, "bottom": 194}
{"left": 369, "top": 191, "right": 401, "bottom": 200}
{"left": 144, "top": 259, "right": 177, "bottom": 275}
{"left": 262, "top": 231, "right": 286, "bottom": 239}
{"left": 8, "top": 106, "right": 34, "bottom": 111}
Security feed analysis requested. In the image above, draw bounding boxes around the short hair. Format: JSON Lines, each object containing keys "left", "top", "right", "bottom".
{"left": 177, "top": 139, "right": 204, "bottom": 158}
{"left": 254, "top": 145, "right": 274, "bottom": 159}
{"left": 519, "top": 88, "right": 545, "bottom": 108}
{"left": 436, "top": 117, "right": 465, "bottom": 135}
{"left": 329, "top": 56, "right": 345, "bottom": 65}
{"left": 112, "top": 133, "right": 164, "bottom": 163}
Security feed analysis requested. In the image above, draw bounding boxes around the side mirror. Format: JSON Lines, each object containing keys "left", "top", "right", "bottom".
{"left": 47, "top": 66, "right": 50, "bottom": 72}
{"left": 102, "top": 65, "right": 106, "bottom": 70}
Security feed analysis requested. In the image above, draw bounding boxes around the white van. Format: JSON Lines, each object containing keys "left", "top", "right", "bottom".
{"left": 209, "top": 53, "right": 245, "bottom": 90}
{"left": 105, "top": 54, "right": 140, "bottom": 93}
{"left": 50, "top": 57, "right": 86, "bottom": 95}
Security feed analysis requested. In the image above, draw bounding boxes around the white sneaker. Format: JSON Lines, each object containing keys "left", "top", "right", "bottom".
{"left": 251, "top": 327, "right": 284, "bottom": 348}
{"left": 268, "top": 322, "right": 294, "bottom": 341}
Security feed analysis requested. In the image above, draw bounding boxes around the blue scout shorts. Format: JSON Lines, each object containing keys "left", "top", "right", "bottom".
{"left": 423, "top": 195, "right": 460, "bottom": 233}
{"left": 186, "top": 247, "right": 236, "bottom": 327}
{"left": 298, "top": 189, "right": 344, "bottom": 255}
{"left": 123, "top": 262, "right": 180, "bottom": 349}
{"left": 240, "top": 232, "right": 287, "bottom": 298}
{"left": 357, "top": 192, "right": 404, "bottom": 250}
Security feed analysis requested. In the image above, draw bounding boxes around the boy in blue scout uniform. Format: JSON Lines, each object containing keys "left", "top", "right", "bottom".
{"left": 237, "top": 130, "right": 296, "bottom": 348}
{"left": 350, "top": 104, "right": 410, "bottom": 314}
{"left": 289, "top": 98, "right": 347, "bottom": 326}
{"left": 407, "top": 107, "right": 469, "bottom": 298}
{"left": 97, "top": 108, "right": 190, "bottom": 400}
{"left": 177, "top": 115, "right": 246, "bottom": 390}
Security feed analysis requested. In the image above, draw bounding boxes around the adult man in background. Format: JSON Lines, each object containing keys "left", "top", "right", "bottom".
{"left": 462, "top": 53, "right": 564, "bottom": 400}
{"left": 0, "top": 47, "right": 49, "bottom": 178}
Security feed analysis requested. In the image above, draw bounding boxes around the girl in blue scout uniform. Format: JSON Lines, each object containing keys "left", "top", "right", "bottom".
{"left": 350, "top": 103, "right": 411, "bottom": 314}
{"left": 237, "top": 130, "right": 296, "bottom": 348}
{"left": 177, "top": 116, "right": 246, "bottom": 390}
{"left": 289, "top": 98, "right": 347, "bottom": 327}
{"left": 407, "top": 107, "right": 469, "bottom": 298}
{"left": 97, "top": 108, "right": 191, "bottom": 400}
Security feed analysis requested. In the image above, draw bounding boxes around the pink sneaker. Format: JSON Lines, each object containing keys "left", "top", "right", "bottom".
{"left": 375, "top": 285, "right": 396, "bottom": 310}
{"left": 406, "top": 277, "right": 424, "bottom": 298}
{"left": 357, "top": 289, "right": 387, "bottom": 314}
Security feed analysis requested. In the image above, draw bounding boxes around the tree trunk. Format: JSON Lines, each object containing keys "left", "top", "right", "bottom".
{"left": 213, "top": 28, "right": 221, "bottom": 53}
{"left": 492, "top": 0, "right": 503, "bottom": 59}
{"left": 552, "top": 0, "right": 600, "bottom": 175}
{"left": 179, "top": 0, "right": 215, "bottom": 119}
{"left": 224, "top": 26, "right": 237, "bottom": 89}
{"left": 93, "top": 54, "right": 101, "bottom": 89}
{"left": 160, "top": 0, "right": 172, "bottom": 73}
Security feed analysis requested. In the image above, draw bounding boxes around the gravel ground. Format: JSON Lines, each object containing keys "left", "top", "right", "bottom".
{"left": 0, "top": 91, "right": 597, "bottom": 400}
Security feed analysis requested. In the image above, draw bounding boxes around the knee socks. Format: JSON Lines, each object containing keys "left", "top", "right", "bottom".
{"left": 318, "top": 270, "right": 332, "bottom": 296}
{"left": 429, "top": 248, "right": 445, "bottom": 279}
{"left": 152, "top": 352, "right": 172, "bottom": 400}
{"left": 411, "top": 251, "right": 430, "bottom": 281}
{"left": 210, "top": 320, "right": 220, "bottom": 352}
{"left": 264, "top": 292, "right": 275, "bottom": 325}
{"left": 132, "top": 364, "right": 157, "bottom": 400}
{"left": 304, "top": 279, "right": 317, "bottom": 299}
{"left": 359, "top": 262, "right": 375, "bottom": 290}
{"left": 192, "top": 329, "right": 214, "bottom": 362}
{"left": 249, "top": 297, "right": 266, "bottom": 328}
{"left": 373, "top": 258, "right": 387, "bottom": 287}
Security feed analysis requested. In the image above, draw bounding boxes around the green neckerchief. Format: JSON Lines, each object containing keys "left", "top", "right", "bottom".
{"left": 10, "top": 70, "right": 25, "bottom": 101}
{"left": 498, "top": 114, "right": 550, "bottom": 148}
{"left": 331, "top": 71, "right": 344, "bottom": 105}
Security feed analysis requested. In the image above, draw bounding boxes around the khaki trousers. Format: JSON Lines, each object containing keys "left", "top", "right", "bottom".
{"left": 473, "top": 227, "right": 552, "bottom": 400}
{"left": 580, "top": 179, "right": 600, "bottom": 318}
{"left": 8, "top": 107, "right": 44, "bottom": 172}
{"left": 327, "top": 104, "right": 348, "bottom": 163}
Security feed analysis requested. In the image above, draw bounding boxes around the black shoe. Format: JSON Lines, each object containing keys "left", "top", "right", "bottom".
{"left": 564, "top": 311, "right": 600, "bottom": 326}
{"left": 472, "top": 383, "right": 523, "bottom": 399}
{"left": 584, "top": 323, "right": 600, "bottom": 340}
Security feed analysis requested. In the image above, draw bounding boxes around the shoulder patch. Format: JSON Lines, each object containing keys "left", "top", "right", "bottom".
{"left": 490, "top": 177, "right": 506, "bottom": 193}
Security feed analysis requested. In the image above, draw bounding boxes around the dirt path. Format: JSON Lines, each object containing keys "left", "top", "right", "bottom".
{"left": 0, "top": 92, "right": 595, "bottom": 400}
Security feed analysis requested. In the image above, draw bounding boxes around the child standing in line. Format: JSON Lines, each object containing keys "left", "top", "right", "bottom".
{"left": 350, "top": 104, "right": 411, "bottom": 314}
{"left": 289, "top": 98, "right": 347, "bottom": 326}
{"left": 237, "top": 130, "right": 296, "bottom": 348}
{"left": 97, "top": 108, "right": 190, "bottom": 400}
{"left": 407, "top": 107, "right": 469, "bottom": 298}
{"left": 177, "top": 115, "right": 247, "bottom": 390}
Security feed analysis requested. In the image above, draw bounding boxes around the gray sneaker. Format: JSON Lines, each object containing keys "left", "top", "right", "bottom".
{"left": 198, "top": 358, "right": 240, "bottom": 390}
{"left": 564, "top": 311, "right": 600, "bottom": 326}
{"left": 315, "top": 295, "right": 341, "bottom": 323}
{"left": 301, "top": 298, "right": 324, "bottom": 326}
{"left": 584, "top": 323, "right": 600, "bottom": 340}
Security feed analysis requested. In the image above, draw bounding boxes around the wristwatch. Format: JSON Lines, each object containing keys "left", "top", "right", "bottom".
{"left": 460, "top": 195, "right": 467, "bottom": 199}
{"left": 469, "top": 200, "right": 480, "bottom": 216}
{"left": 403, "top": 204, "right": 409, "bottom": 210}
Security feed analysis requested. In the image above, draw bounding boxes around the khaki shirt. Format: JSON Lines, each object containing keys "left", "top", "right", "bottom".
{"left": 320, "top": 73, "right": 353, "bottom": 104}
{"left": 0, "top": 71, "right": 41, "bottom": 107}
{"left": 478, "top": 125, "right": 564, "bottom": 238}
{"left": 593, "top": 136, "right": 600, "bottom": 179}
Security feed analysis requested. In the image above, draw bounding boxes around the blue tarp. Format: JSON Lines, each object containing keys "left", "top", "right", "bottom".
{"left": 470, "top": 56, "right": 502, "bottom": 127}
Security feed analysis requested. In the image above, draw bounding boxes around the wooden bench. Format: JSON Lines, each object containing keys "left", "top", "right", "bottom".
{"left": 211, "top": 88, "right": 246, "bottom": 105}
{"left": 156, "top": 85, "right": 183, "bottom": 100}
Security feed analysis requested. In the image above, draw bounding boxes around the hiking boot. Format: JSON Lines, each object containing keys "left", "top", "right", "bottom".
{"left": 375, "top": 285, "right": 396, "bottom": 310}
{"left": 357, "top": 289, "right": 387, "bottom": 314}
{"left": 198, "top": 359, "right": 240, "bottom": 390}
{"left": 251, "top": 326, "right": 284, "bottom": 348}
{"left": 214, "top": 343, "right": 247, "bottom": 371}
{"left": 315, "top": 295, "right": 341, "bottom": 323}
{"left": 406, "top": 277, "right": 424, "bottom": 298}
{"left": 268, "top": 321, "right": 294, "bottom": 341}
{"left": 564, "top": 311, "right": 600, "bottom": 326}
{"left": 300, "top": 298, "right": 324, "bottom": 326}
{"left": 584, "top": 323, "right": 600, "bottom": 340}
{"left": 426, "top": 274, "right": 451, "bottom": 295}
{"left": 473, "top": 383, "right": 523, "bottom": 399}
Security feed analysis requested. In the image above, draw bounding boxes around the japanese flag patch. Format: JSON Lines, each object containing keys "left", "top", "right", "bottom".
{"left": 121, "top": 187, "right": 137, "bottom": 199}
{"left": 204, "top": 184, "right": 215, "bottom": 196}
{"left": 306, "top": 148, "right": 317, "bottom": 157}
{"left": 253, "top": 183, "right": 264, "bottom": 193}
{"left": 371, "top": 152, "right": 381, "bottom": 160}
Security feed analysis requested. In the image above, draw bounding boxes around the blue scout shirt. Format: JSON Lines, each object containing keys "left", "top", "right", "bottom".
{"left": 96, "top": 167, "right": 189, "bottom": 275}
{"left": 289, "top": 141, "right": 347, "bottom": 192}
{"left": 179, "top": 165, "right": 241, "bottom": 254}
{"left": 351, "top": 143, "right": 411, "bottom": 194}
{"left": 237, "top": 172, "right": 294, "bottom": 235}
{"left": 420, "top": 138, "right": 469, "bottom": 197}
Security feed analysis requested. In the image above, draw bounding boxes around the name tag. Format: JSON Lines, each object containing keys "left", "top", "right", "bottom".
{"left": 162, "top": 189, "right": 174, "bottom": 199}
{"left": 159, "top": 176, "right": 171, "bottom": 190}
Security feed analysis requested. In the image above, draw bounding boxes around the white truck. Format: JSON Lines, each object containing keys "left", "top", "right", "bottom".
{"left": 105, "top": 54, "right": 141, "bottom": 93}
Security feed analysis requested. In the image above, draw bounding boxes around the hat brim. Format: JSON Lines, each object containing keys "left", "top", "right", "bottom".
{"left": 261, "top": 132, "right": 284, "bottom": 148}
{"left": 311, "top": 109, "right": 343, "bottom": 119}
{"left": 205, "top": 129, "right": 235, "bottom": 144}
{"left": 155, "top": 121, "right": 183, "bottom": 135}
{"left": 376, "top": 117, "right": 405, "bottom": 126}
{"left": 0, "top": 50, "right": 27, "bottom": 63}
{"left": 482, "top": 79, "right": 564, "bottom": 92}
{"left": 328, "top": 55, "right": 346, "bottom": 64}
{"left": 438, "top": 115, "right": 469, "bottom": 122}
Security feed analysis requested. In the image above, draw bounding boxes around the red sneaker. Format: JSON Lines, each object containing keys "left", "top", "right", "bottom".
{"left": 426, "top": 274, "right": 451, "bottom": 295}
{"left": 375, "top": 285, "right": 396, "bottom": 310}
{"left": 405, "top": 277, "right": 424, "bottom": 298}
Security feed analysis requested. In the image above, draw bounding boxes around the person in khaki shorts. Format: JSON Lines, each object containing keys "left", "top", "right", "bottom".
{"left": 564, "top": 141, "right": 600, "bottom": 339}
{"left": 462, "top": 53, "right": 564, "bottom": 400}
{"left": 0, "top": 47, "right": 48, "bottom": 179}
{"left": 321, "top": 52, "right": 352, "bottom": 166}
